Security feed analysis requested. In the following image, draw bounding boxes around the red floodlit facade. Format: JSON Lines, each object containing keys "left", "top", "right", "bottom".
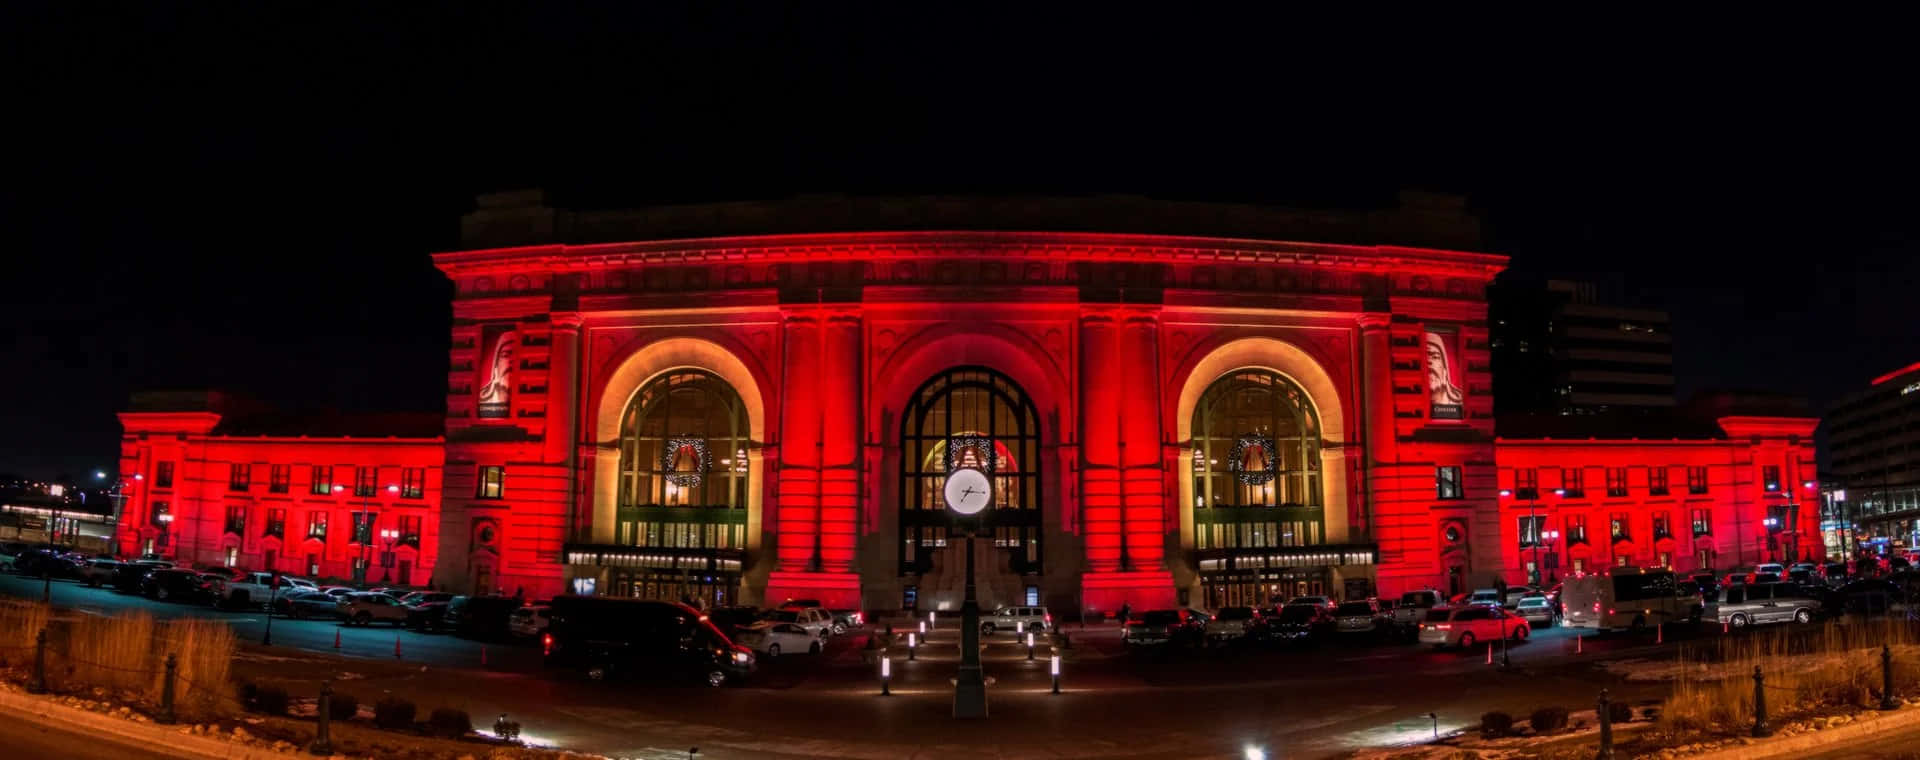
{"left": 112, "top": 409, "right": 445, "bottom": 585}
{"left": 116, "top": 219, "right": 1822, "bottom": 614}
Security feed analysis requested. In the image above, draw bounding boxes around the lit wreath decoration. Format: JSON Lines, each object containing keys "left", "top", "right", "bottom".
{"left": 945, "top": 435, "right": 997, "bottom": 474}
{"left": 661, "top": 437, "right": 711, "bottom": 488}
{"left": 1227, "top": 436, "right": 1277, "bottom": 485}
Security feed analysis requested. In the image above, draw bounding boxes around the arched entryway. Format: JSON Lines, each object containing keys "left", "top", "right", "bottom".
{"left": 898, "top": 367, "right": 1043, "bottom": 611}
{"left": 1188, "top": 369, "right": 1330, "bottom": 608}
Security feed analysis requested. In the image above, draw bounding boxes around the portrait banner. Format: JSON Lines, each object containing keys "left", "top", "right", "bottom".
{"left": 477, "top": 325, "right": 516, "bottom": 419}
{"left": 1424, "top": 327, "right": 1465, "bottom": 420}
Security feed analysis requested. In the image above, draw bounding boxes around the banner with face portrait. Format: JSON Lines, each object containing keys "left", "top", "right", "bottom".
{"left": 1424, "top": 327, "right": 1465, "bottom": 420}
{"left": 477, "top": 325, "right": 516, "bottom": 419}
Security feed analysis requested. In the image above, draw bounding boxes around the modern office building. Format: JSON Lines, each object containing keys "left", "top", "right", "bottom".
{"left": 1491, "top": 276, "right": 1675, "bottom": 416}
{"left": 110, "top": 193, "right": 1822, "bottom": 614}
{"left": 1823, "top": 361, "right": 1920, "bottom": 554}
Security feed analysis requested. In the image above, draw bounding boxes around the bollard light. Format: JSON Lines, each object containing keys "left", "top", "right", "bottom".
{"left": 919, "top": 620, "right": 927, "bottom": 635}
{"left": 1026, "top": 631, "right": 1035, "bottom": 660}
{"left": 1050, "top": 653, "right": 1061, "bottom": 694}
{"left": 930, "top": 611, "right": 937, "bottom": 629}
{"left": 908, "top": 632, "right": 917, "bottom": 660}
{"left": 1244, "top": 747, "right": 1267, "bottom": 760}
{"left": 881, "top": 655, "right": 892, "bottom": 696}
{"left": 1017, "top": 621, "right": 1024, "bottom": 634}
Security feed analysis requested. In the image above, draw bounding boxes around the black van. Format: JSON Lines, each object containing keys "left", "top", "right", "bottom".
{"left": 543, "top": 597, "right": 753, "bottom": 687}
{"left": 442, "top": 595, "right": 521, "bottom": 639}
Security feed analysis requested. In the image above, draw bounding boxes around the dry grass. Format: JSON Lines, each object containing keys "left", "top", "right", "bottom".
{"left": 31, "top": 611, "right": 239, "bottom": 721}
{"left": 0, "top": 600, "right": 50, "bottom": 653}
{"left": 1660, "top": 619, "right": 1920, "bottom": 732}
{"left": 65, "top": 609, "right": 156, "bottom": 693}
{"left": 158, "top": 617, "right": 236, "bottom": 720}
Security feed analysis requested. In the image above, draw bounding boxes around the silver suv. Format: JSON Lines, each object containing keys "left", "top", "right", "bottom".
{"left": 981, "top": 606, "right": 1051, "bottom": 635}
{"left": 1716, "top": 582, "right": 1819, "bottom": 629}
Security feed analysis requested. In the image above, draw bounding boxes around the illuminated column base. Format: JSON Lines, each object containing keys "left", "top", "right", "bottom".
{"left": 763, "top": 570, "right": 861, "bottom": 610}
{"left": 1081, "top": 570, "right": 1176, "bottom": 620}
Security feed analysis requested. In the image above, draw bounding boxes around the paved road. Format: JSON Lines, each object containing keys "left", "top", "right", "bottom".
{"left": 0, "top": 571, "right": 1760, "bottom": 759}
{"left": 0, "top": 710, "right": 172, "bottom": 760}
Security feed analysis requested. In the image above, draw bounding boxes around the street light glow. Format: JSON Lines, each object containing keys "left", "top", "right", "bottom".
{"left": 1244, "top": 746, "right": 1266, "bottom": 760}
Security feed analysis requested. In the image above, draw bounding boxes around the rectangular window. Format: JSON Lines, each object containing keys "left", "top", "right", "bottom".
{"left": 225, "top": 546, "right": 239, "bottom": 568}
{"left": 1515, "top": 468, "right": 1539, "bottom": 500}
{"left": 1763, "top": 465, "right": 1782, "bottom": 492}
{"left": 1610, "top": 512, "right": 1630, "bottom": 541}
{"left": 1025, "top": 585, "right": 1041, "bottom": 606}
{"left": 1607, "top": 468, "right": 1628, "bottom": 498}
{"left": 354, "top": 466, "right": 377, "bottom": 497}
{"left": 229, "top": 463, "right": 251, "bottom": 492}
{"left": 307, "top": 511, "right": 329, "bottom": 540}
{"left": 225, "top": 505, "right": 246, "bottom": 535}
{"left": 1561, "top": 468, "right": 1585, "bottom": 498}
{"left": 1767, "top": 504, "right": 1790, "bottom": 533}
{"left": 476, "top": 466, "right": 504, "bottom": 499}
{"left": 1518, "top": 516, "right": 1546, "bottom": 547}
{"left": 155, "top": 462, "right": 174, "bottom": 489}
{"left": 1436, "top": 466, "right": 1463, "bottom": 500}
{"left": 310, "top": 466, "right": 334, "bottom": 496}
{"left": 401, "top": 468, "right": 426, "bottom": 499}
{"left": 1687, "top": 466, "right": 1708, "bottom": 495}
{"left": 1652, "top": 511, "right": 1671, "bottom": 540}
{"left": 351, "top": 512, "right": 374, "bottom": 544}
{"left": 1567, "top": 514, "right": 1587, "bottom": 543}
{"left": 265, "top": 508, "right": 286, "bottom": 539}
{"left": 269, "top": 464, "right": 290, "bottom": 494}
{"left": 398, "top": 515, "right": 422, "bottom": 548}
{"left": 306, "top": 554, "right": 320, "bottom": 577}
{"left": 150, "top": 500, "right": 170, "bottom": 528}
{"left": 1649, "top": 467, "right": 1669, "bottom": 496}
{"left": 1690, "top": 508, "right": 1712, "bottom": 537}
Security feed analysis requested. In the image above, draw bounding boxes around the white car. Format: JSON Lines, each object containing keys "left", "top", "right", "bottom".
{"left": 733, "top": 621, "right": 823, "bottom": 657}
{"left": 509, "top": 605, "right": 552, "bottom": 638}
{"left": 762, "top": 607, "right": 833, "bottom": 638}
{"left": 223, "top": 572, "right": 318, "bottom": 608}
{"left": 337, "top": 592, "right": 410, "bottom": 626}
{"left": 1514, "top": 596, "right": 1556, "bottom": 627}
{"left": 981, "top": 606, "right": 1052, "bottom": 635}
{"left": 1204, "top": 606, "right": 1261, "bottom": 642}
{"left": 1418, "top": 605, "right": 1530, "bottom": 649}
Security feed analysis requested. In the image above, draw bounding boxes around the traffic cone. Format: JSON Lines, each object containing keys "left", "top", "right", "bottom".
{"left": 1485, "top": 641, "right": 1493, "bottom": 665}
{"left": 394, "top": 635, "right": 402, "bottom": 659}
{"left": 333, "top": 629, "right": 341, "bottom": 649}
{"left": 1575, "top": 635, "right": 1582, "bottom": 654}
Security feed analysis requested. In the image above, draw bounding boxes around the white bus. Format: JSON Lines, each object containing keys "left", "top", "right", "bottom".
{"left": 1561, "top": 567, "right": 1702, "bottom": 631}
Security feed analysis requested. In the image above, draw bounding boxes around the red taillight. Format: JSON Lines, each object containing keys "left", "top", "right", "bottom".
{"left": 541, "top": 633, "right": 553, "bottom": 656}
{"left": 1607, "top": 608, "right": 1615, "bottom": 615}
{"left": 1045, "top": 613, "right": 1052, "bottom": 624}
{"left": 1436, "top": 624, "right": 1451, "bottom": 630}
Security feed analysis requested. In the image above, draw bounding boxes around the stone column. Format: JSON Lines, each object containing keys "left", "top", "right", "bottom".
{"left": 1358, "top": 315, "right": 1396, "bottom": 543}
{"left": 817, "top": 310, "right": 863, "bottom": 573}
{"left": 775, "top": 312, "right": 822, "bottom": 572}
{"left": 1119, "top": 309, "right": 1166, "bottom": 569}
{"left": 763, "top": 308, "right": 862, "bottom": 608}
{"left": 547, "top": 313, "right": 584, "bottom": 541}
{"left": 1078, "top": 309, "right": 1122, "bottom": 572}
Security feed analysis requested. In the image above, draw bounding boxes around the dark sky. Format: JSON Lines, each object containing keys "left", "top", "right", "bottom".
{"left": 3, "top": 6, "right": 1916, "bottom": 479}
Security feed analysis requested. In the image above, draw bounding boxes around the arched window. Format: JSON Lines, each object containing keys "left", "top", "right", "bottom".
{"left": 615, "top": 370, "right": 751, "bottom": 550}
{"left": 898, "top": 367, "right": 1042, "bottom": 575}
{"left": 1190, "top": 370, "right": 1323, "bottom": 547}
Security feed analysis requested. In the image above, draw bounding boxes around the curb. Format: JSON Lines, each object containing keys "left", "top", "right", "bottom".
{"left": 0, "top": 686, "right": 290, "bottom": 760}
{"left": 1684, "top": 704, "right": 1920, "bottom": 760}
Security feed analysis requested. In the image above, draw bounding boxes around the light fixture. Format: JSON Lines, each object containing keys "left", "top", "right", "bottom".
{"left": 1498, "top": 489, "right": 1512, "bottom": 497}
{"left": 1553, "top": 488, "right": 1566, "bottom": 497}
{"left": 1803, "top": 481, "right": 1816, "bottom": 489}
{"left": 387, "top": 484, "right": 400, "bottom": 493}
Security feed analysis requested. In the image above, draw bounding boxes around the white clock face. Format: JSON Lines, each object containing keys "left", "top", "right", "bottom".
{"left": 944, "top": 468, "right": 993, "bottom": 515}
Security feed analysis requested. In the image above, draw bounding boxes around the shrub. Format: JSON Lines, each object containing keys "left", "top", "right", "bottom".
{"left": 1530, "top": 706, "right": 1569, "bottom": 734}
{"left": 1480, "top": 711, "right": 1514, "bottom": 738}
{"left": 427, "top": 707, "right": 472, "bottom": 738}
{"left": 328, "top": 692, "right": 359, "bottom": 721}
{"left": 249, "top": 684, "right": 289, "bottom": 716}
{"left": 1607, "top": 699, "right": 1633, "bottom": 724}
{"left": 373, "top": 696, "right": 416, "bottom": 730}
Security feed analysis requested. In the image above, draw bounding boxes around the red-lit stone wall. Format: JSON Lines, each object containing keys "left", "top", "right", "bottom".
{"left": 112, "top": 413, "right": 445, "bottom": 584}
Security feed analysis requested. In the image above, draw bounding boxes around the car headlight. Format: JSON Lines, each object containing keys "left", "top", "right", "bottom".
{"left": 733, "top": 651, "right": 751, "bottom": 665}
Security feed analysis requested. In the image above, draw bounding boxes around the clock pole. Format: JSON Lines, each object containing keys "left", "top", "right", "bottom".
{"left": 954, "top": 515, "right": 987, "bottom": 717}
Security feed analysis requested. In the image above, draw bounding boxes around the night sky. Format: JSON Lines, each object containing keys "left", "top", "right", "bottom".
{"left": 4, "top": 7, "right": 1916, "bottom": 479}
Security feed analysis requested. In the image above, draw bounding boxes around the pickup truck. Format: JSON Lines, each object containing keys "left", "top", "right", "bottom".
{"left": 1389, "top": 589, "right": 1445, "bottom": 637}
{"left": 221, "top": 571, "right": 318, "bottom": 608}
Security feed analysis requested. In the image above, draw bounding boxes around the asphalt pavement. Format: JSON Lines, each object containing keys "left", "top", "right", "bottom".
{"left": 0, "top": 706, "right": 173, "bottom": 760}
{"left": 0, "top": 572, "right": 1732, "bottom": 759}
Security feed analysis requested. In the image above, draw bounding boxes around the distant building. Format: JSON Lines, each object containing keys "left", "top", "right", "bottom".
{"left": 1823, "top": 361, "right": 1920, "bottom": 556}
{"left": 1491, "top": 277, "right": 1675, "bottom": 416}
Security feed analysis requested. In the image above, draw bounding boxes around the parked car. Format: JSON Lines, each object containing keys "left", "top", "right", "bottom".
{"left": 1204, "top": 606, "right": 1264, "bottom": 643}
{"left": 273, "top": 590, "right": 344, "bottom": 619}
{"left": 732, "top": 620, "right": 823, "bottom": 657}
{"left": 981, "top": 606, "right": 1051, "bottom": 635}
{"left": 1284, "top": 595, "right": 1334, "bottom": 612}
{"left": 1124, "top": 608, "right": 1205, "bottom": 651}
{"left": 1268, "top": 603, "right": 1330, "bottom": 643}
{"left": 509, "top": 605, "right": 553, "bottom": 638}
{"left": 141, "top": 568, "right": 217, "bottom": 604}
{"left": 1501, "top": 586, "right": 1542, "bottom": 608}
{"left": 1822, "top": 562, "right": 1850, "bottom": 586}
{"left": 79, "top": 559, "right": 125, "bottom": 587}
{"left": 221, "top": 572, "right": 319, "bottom": 609}
{"left": 761, "top": 607, "right": 834, "bottom": 638}
{"left": 406, "top": 599, "right": 453, "bottom": 631}
{"left": 396, "top": 591, "right": 453, "bottom": 606}
{"left": 1514, "top": 595, "right": 1557, "bottom": 627}
{"left": 1716, "top": 582, "right": 1820, "bottom": 628}
{"left": 543, "top": 597, "right": 754, "bottom": 687}
{"left": 443, "top": 595, "right": 524, "bottom": 639}
{"left": 1788, "top": 563, "right": 1818, "bottom": 584}
{"left": 11, "top": 548, "right": 84, "bottom": 579}
{"left": 1390, "top": 589, "right": 1445, "bottom": 635}
{"left": 338, "top": 592, "right": 411, "bottom": 626}
{"left": 111, "top": 562, "right": 164, "bottom": 593}
{"left": 1333, "top": 599, "right": 1391, "bottom": 637}
{"left": 827, "top": 609, "right": 865, "bottom": 635}
{"left": 0, "top": 542, "right": 24, "bottom": 571}
{"left": 320, "top": 586, "right": 358, "bottom": 599}
{"left": 1418, "top": 605, "right": 1529, "bottom": 649}
{"left": 1466, "top": 588, "right": 1504, "bottom": 607}
{"left": 1827, "top": 578, "right": 1906, "bottom": 617}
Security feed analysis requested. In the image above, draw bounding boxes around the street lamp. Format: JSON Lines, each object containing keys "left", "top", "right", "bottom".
{"left": 379, "top": 528, "right": 400, "bottom": 583}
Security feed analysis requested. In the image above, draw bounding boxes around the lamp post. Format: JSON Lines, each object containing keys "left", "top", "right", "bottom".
{"left": 943, "top": 465, "right": 991, "bottom": 718}
{"left": 379, "top": 529, "right": 399, "bottom": 583}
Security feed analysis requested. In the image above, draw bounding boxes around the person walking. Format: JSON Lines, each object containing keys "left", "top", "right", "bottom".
{"left": 1117, "top": 601, "right": 1132, "bottom": 626}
